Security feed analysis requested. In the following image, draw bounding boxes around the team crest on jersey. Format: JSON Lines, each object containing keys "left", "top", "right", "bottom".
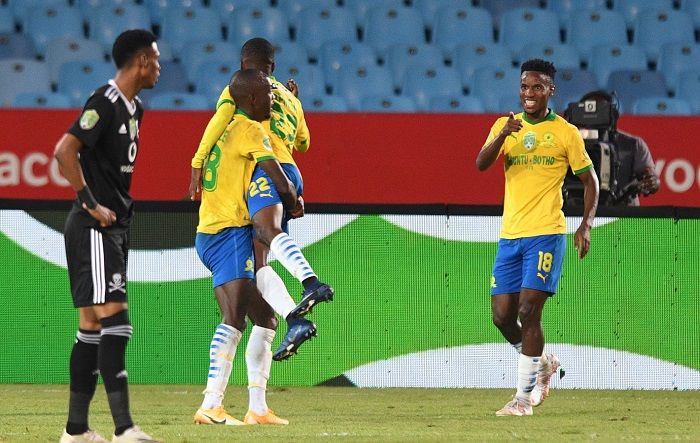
{"left": 262, "top": 136, "right": 272, "bottom": 151}
{"left": 128, "top": 118, "right": 137, "bottom": 140}
{"left": 523, "top": 131, "right": 537, "bottom": 150}
{"left": 79, "top": 109, "right": 99, "bottom": 130}
{"left": 541, "top": 132, "right": 556, "bottom": 148}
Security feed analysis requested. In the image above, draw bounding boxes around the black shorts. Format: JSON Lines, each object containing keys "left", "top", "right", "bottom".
{"left": 64, "top": 210, "right": 128, "bottom": 307}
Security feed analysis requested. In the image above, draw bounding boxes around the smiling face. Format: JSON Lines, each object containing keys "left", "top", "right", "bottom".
{"left": 520, "top": 71, "right": 554, "bottom": 120}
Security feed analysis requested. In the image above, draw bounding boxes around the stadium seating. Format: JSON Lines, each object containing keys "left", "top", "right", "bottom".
{"left": 554, "top": 68, "right": 599, "bottom": 109}
{"left": 12, "top": 91, "right": 73, "bottom": 108}
{"left": 613, "top": 0, "right": 674, "bottom": 27}
{"left": 8, "top": 0, "right": 70, "bottom": 29}
{"left": 361, "top": 94, "right": 417, "bottom": 112}
{"left": 657, "top": 43, "right": 700, "bottom": 94}
{"left": 295, "top": 5, "right": 357, "bottom": 59}
{"left": 0, "top": 33, "right": 36, "bottom": 60}
{"left": 567, "top": 10, "right": 629, "bottom": 62}
{"left": 282, "top": 0, "right": 338, "bottom": 24}
{"left": 518, "top": 43, "right": 581, "bottom": 70}
{"left": 632, "top": 96, "right": 693, "bottom": 115}
{"left": 319, "top": 40, "right": 377, "bottom": 82}
{"left": 301, "top": 94, "right": 349, "bottom": 112}
{"left": 57, "top": 60, "right": 114, "bottom": 106}
{"left": 192, "top": 60, "right": 234, "bottom": 101}
{"left": 346, "top": 0, "right": 405, "bottom": 25}
{"left": 633, "top": 9, "right": 695, "bottom": 63}
{"left": 431, "top": 5, "right": 495, "bottom": 59}
{"left": 606, "top": 70, "right": 668, "bottom": 113}
{"left": 226, "top": 6, "right": 290, "bottom": 49}
{"left": 25, "top": 4, "right": 84, "bottom": 56}
{"left": 138, "top": 60, "right": 190, "bottom": 104}
{"left": 453, "top": 42, "right": 513, "bottom": 90}
{"left": 429, "top": 95, "right": 484, "bottom": 113}
{"left": 470, "top": 66, "right": 522, "bottom": 113}
{"left": 681, "top": 0, "right": 700, "bottom": 27}
{"left": 143, "top": 0, "right": 202, "bottom": 26}
{"left": 413, "top": 0, "right": 472, "bottom": 30}
{"left": 401, "top": 65, "right": 462, "bottom": 111}
{"left": 161, "top": 6, "right": 222, "bottom": 57}
{"left": 588, "top": 44, "right": 648, "bottom": 87}
{"left": 76, "top": 0, "right": 136, "bottom": 15}
{"left": 0, "top": 58, "right": 50, "bottom": 106}
{"left": 0, "top": 6, "right": 15, "bottom": 34}
{"left": 210, "top": 0, "right": 270, "bottom": 19}
{"left": 46, "top": 38, "right": 105, "bottom": 84}
{"left": 274, "top": 61, "right": 325, "bottom": 98}
{"left": 148, "top": 92, "right": 209, "bottom": 110}
{"left": 334, "top": 64, "right": 394, "bottom": 110}
{"left": 271, "top": 41, "right": 309, "bottom": 71}
{"left": 90, "top": 3, "right": 151, "bottom": 53}
{"left": 180, "top": 40, "right": 237, "bottom": 83}
{"left": 480, "top": 0, "right": 541, "bottom": 30}
{"left": 675, "top": 71, "right": 700, "bottom": 113}
{"left": 385, "top": 43, "right": 444, "bottom": 90}
{"left": 363, "top": 6, "right": 425, "bottom": 57}
{"left": 547, "top": 0, "right": 608, "bottom": 27}
{"left": 499, "top": 8, "right": 561, "bottom": 55}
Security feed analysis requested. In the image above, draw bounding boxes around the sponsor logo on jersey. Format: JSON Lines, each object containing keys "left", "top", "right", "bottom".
{"left": 79, "top": 109, "right": 99, "bottom": 130}
{"left": 523, "top": 131, "right": 536, "bottom": 150}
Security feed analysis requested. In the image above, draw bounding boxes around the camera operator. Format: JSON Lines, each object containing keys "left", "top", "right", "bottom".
{"left": 577, "top": 90, "right": 660, "bottom": 206}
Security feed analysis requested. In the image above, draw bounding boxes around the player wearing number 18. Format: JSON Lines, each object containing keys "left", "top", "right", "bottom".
{"left": 475, "top": 59, "right": 599, "bottom": 416}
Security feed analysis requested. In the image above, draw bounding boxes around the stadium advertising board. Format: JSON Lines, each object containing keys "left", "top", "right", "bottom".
{"left": 0, "top": 110, "right": 699, "bottom": 206}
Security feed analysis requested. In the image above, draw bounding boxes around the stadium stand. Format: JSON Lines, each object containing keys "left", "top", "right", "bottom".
{"left": 90, "top": 3, "right": 151, "bottom": 53}
{"left": 588, "top": 44, "right": 648, "bottom": 87}
{"left": 675, "top": 70, "right": 700, "bottom": 113}
{"left": 632, "top": 96, "right": 693, "bottom": 115}
{"left": 554, "top": 68, "right": 599, "bottom": 109}
{"left": 470, "top": 66, "right": 521, "bottom": 113}
{"left": 363, "top": 5, "right": 425, "bottom": 57}
{"left": 226, "top": 6, "right": 290, "bottom": 49}
{"left": 431, "top": 4, "right": 494, "bottom": 58}
{"left": 414, "top": 0, "right": 472, "bottom": 29}
{"left": 180, "top": 39, "right": 237, "bottom": 83}
{"left": 0, "top": 33, "right": 36, "bottom": 60}
{"left": 498, "top": 7, "right": 561, "bottom": 55}
{"left": 148, "top": 91, "right": 209, "bottom": 110}
{"left": 160, "top": 6, "right": 222, "bottom": 57}
{"left": 401, "top": 65, "right": 462, "bottom": 110}
{"left": 385, "top": 43, "right": 445, "bottom": 90}
{"left": 453, "top": 42, "right": 513, "bottom": 90}
{"left": 518, "top": 44, "right": 581, "bottom": 70}
{"left": 12, "top": 91, "right": 72, "bottom": 108}
{"left": 361, "top": 94, "right": 417, "bottom": 112}
{"left": 658, "top": 43, "right": 700, "bottom": 94}
{"left": 25, "top": 4, "right": 84, "bottom": 56}
{"left": 46, "top": 37, "right": 105, "bottom": 84}
{"left": 613, "top": 0, "right": 675, "bottom": 28}
{"left": 546, "top": 0, "right": 608, "bottom": 27}
{"left": 319, "top": 40, "right": 377, "bottom": 82}
{"left": 335, "top": 64, "right": 394, "bottom": 111}
{"left": 295, "top": 5, "right": 357, "bottom": 59}
{"left": 606, "top": 69, "right": 668, "bottom": 113}
{"left": 57, "top": 60, "right": 114, "bottom": 106}
{"left": 429, "top": 95, "right": 484, "bottom": 113}
{"left": 0, "top": 58, "right": 50, "bottom": 106}
{"left": 633, "top": 9, "right": 695, "bottom": 63}
{"left": 567, "top": 10, "right": 629, "bottom": 62}
{"left": 301, "top": 94, "right": 349, "bottom": 112}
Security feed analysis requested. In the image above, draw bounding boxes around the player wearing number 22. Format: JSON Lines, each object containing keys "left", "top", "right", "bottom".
{"left": 476, "top": 59, "right": 599, "bottom": 416}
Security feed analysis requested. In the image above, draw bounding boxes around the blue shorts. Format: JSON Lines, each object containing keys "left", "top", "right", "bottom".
{"left": 491, "top": 234, "right": 566, "bottom": 296}
{"left": 195, "top": 226, "right": 255, "bottom": 288}
{"left": 247, "top": 163, "right": 303, "bottom": 233}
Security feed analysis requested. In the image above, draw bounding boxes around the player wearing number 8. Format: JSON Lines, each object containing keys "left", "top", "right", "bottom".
{"left": 476, "top": 59, "right": 599, "bottom": 416}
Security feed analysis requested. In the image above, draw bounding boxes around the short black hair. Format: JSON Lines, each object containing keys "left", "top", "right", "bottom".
{"left": 521, "top": 58, "right": 556, "bottom": 81}
{"left": 112, "top": 29, "right": 157, "bottom": 69}
{"left": 240, "top": 37, "right": 275, "bottom": 64}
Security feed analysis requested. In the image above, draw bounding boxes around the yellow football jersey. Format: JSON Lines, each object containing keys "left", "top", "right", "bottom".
{"left": 483, "top": 110, "right": 593, "bottom": 239}
{"left": 191, "top": 77, "right": 310, "bottom": 170}
{"left": 196, "top": 110, "right": 276, "bottom": 234}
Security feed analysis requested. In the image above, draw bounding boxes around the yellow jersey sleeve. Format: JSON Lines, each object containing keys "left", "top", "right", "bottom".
{"left": 565, "top": 125, "right": 593, "bottom": 175}
{"left": 191, "top": 86, "right": 236, "bottom": 168}
{"left": 482, "top": 116, "right": 509, "bottom": 155}
{"left": 242, "top": 121, "right": 277, "bottom": 163}
{"left": 294, "top": 107, "right": 310, "bottom": 153}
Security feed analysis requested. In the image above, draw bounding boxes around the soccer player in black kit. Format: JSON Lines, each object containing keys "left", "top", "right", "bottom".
{"left": 54, "top": 29, "right": 161, "bottom": 443}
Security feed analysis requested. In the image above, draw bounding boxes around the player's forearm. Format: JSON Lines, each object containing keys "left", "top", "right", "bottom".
{"left": 476, "top": 136, "right": 504, "bottom": 171}
{"left": 581, "top": 171, "right": 599, "bottom": 229}
{"left": 191, "top": 106, "right": 233, "bottom": 168}
{"left": 54, "top": 134, "right": 87, "bottom": 192}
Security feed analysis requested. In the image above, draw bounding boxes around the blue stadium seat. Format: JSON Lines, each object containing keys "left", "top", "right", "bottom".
{"left": 363, "top": 6, "right": 425, "bottom": 57}
{"left": 0, "top": 59, "right": 50, "bottom": 106}
{"left": 0, "top": 6, "right": 15, "bottom": 34}
{"left": 681, "top": 0, "right": 700, "bottom": 27}
{"left": 46, "top": 38, "right": 105, "bottom": 84}
{"left": 319, "top": 40, "right": 377, "bottom": 82}
{"left": 226, "top": 7, "right": 290, "bottom": 49}
{"left": 274, "top": 61, "right": 325, "bottom": 98}
{"left": 631, "top": 96, "right": 692, "bottom": 115}
{"left": 588, "top": 44, "right": 648, "bottom": 87}
{"left": 282, "top": 0, "right": 338, "bottom": 24}
{"left": 606, "top": 69, "right": 668, "bottom": 113}
{"left": 57, "top": 60, "right": 114, "bottom": 106}
{"left": 334, "top": 64, "right": 394, "bottom": 111}
{"left": 429, "top": 95, "right": 485, "bottom": 113}
{"left": 470, "top": 66, "right": 522, "bottom": 113}
{"left": 499, "top": 8, "right": 561, "bottom": 54}
{"left": 567, "top": 10, "right": 628, "bottom": 61}
{"left": 480, "top": 0, "right": 541, "bottom": 30}
{"left": 180, "top": 40, "right": 236, "bottom": 83}
{"left": 161, "top": 7, "right": 222, "bottom": 57}
{"left": 518, "top": 44, "right": 581, "bottom": 70}
{"left": 361, "top": 94, "right": 417, "bottom": 112}
{"left": 401, "top": 65, "right": 462, "bottom": 111}
{"left": 142, "top": 60, "right": 190, "bottom": 102}
{"left": 143, "top": 0, "right": 203, "bottom": 26}
{"left": 210, "top": 0, "right": 270, "bottom": 19}
{"left": 657, "top": 43, "right": 700, "bottom": 93}
{"left": 413, "top": 0, "right": 472, "bottom": 29}
{"left": 346, "top": 0, "right": 405, "bottom": 25}
{"left": 12, "top": 91, "right": 72, "bottom": 108}
{"left": 675, "top": 71, "right": 700, "bottom": 113}
{"left": 452, "top": 42, "right": 513, "bottom": 91}
{"left": 273, "top": 41, "right": 309, "bottom": 70}
{"left": 0, "top": 33, "right": 36, "bottom": 60}
{"left": 633, "top": 10, "right": 695, "bottom": 63}
{"left": 148, "top": 92, "right": 210, "bottom": 110}
{"left": 295, "top": 5, "right": 357, "bottom": 59}
{"left": 26, "top": 4, "right": 85, "bottom": 56}
{"left": 76, "top": 0, "right": 134, "bottom": 15}
{"left": 385, "top": 43, "right": 444, "bottom": 90}
{"left": 554, "top": 68, "right": 599, "bottom": 108}
{"left": 90, "top": 4, "right": 151, "bottom": 53}
{"left": 547, "top": 0, "right": 608, "bottom": 27}
{"left": 193, "top": 61, "right": 235, "bottom": 101}
{"left": 431, "top": 5, "right": 495, "bottom": 59}
{"left": 300, "top": 94, "right": 349, "bottom": 112}
{"left": 9, "top": 0, "right": 70, "bottom": 29}
{"left": 613, "top": 0, "right": 674, "bottom": 28}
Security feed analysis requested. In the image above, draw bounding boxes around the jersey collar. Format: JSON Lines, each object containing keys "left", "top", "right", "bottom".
{"left": 108, "top": 79, "right": 137, "bottom": 116}
{"left": 521, "top": 108, "right": 556, "bottom": 125}
{"left": 234, "top": 108, "right": 252, "bottom": 119}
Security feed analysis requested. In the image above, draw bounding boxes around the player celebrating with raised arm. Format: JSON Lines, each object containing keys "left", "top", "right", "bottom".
{"left": 189, "top": 38, "right": 334, "bottom": 361}
{"left": 54, "top": 30, "right": 161, "bottom": 443}
{"left": 193, "top": 69, "right": 297, "bottom": 426}
{"left": 476, "top": 59, "right": 599, "bottom": 416}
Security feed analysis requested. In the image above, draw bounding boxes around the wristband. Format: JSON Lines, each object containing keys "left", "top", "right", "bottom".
{"left": 77, "top": 187, "right": 98, "bottom": 210}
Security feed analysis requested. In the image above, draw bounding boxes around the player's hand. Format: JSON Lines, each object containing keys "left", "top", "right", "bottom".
{"left": 286, "top": 79, "right": 299, "bottom": 98}
{"left": 639, "top": 167, "right": 660, "bottom": 195}
{"left": 500, "top": 112, "right": 523, "bottom": 137}
{"left": 189, "top": 167, "right": 203, "bottom": 200}
{"left": 83, "top": 203, "right": 116, "bottom": 227}
{"left": 289, "top": 196, "right": 305, "bottom": 219}
{"left": 574, "top": 224, "right": 591, "bottom": 259}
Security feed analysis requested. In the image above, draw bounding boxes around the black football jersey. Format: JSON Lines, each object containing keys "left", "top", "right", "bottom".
{"left": 68, "top": 80, "right": 144, "bottom": 229}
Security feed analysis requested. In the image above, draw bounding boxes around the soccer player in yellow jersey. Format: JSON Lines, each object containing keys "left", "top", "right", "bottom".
{"left": 193, "top": 69, "right": 297, "bottom": 426}
{"left": 189, "top": 38, "right": 334, "bottom": 364}
{"left": 476, "top": 59, "right": 599, "bottom": 416}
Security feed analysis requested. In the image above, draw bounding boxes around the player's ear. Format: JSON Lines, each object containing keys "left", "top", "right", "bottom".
{"left": 549, "top": 85, "right": 555, "bottom": 96}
